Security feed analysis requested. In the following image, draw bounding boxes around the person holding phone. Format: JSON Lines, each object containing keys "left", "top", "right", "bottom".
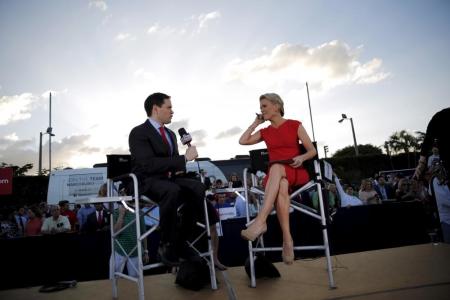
{"left": 238, "top": 93, "right": 317, "bottom": 264}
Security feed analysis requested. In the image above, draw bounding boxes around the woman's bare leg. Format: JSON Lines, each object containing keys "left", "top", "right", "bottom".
{"left": 257, "top": 164, "right": 286, "bottom": 221}
{"left": 241, "top": 164, "right": 286, "bottom": 241}
{"left": 275, "top": 178, "right": 294, "bottom": 264}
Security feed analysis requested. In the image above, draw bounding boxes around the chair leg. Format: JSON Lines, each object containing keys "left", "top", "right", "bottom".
{"left": 248, "top": 240, "right": 257, "bottom": 288}
{"left": 317, "top": 182, "right": 336, "bottom": 289}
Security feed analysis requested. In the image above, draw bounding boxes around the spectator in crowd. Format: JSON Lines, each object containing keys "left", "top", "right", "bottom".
{"left": 359, "top": 179, "right": 381, "bottom": 205}
{"left": 112, "top": 203, "right": 149, "bottom": 277}
{"left": 208, "top": 176, "right": 216, "bottom": 189}
{"left": 204, "top": 194, "right": 228, "bottom": 270}
{"left": 25, "top": 206, "right": 43, "bottom": 236}
{"left": 141, "top": 203, "right": 161, "bottom": 263}
{"left": 395, "top": 178, "right": 419, "bottom": 202}
{"left": 408, "top": 178, "right": 428, "bottom": 202}
{"left": 413, "top": 107, "right": 450, "bottom": 243}
{"left": 41, "top": 205, "right": 71, "bottom": 234}
{"left": 73, "top": 204, "right": 81, "bottom": 219}
{"left": 39, "top": 202, "right": 51, "bottom": 218}
{"left": 59, "top": 200, "right": 77, "bottom": 231}
{"left": 334, "top": 175, "right": 363, "bottom": 207}
{"left": 311, "top": 183, "right": 337, "bottom": 210}
{"left": 228, "top": 173, "right": 243, "bottom": 188}
{"left": 235, "top": 193, "right": 257, "bottom": 218}
{"left": 77, "top": 204, "right": 96, "bottom": 231}
{"left": 0, "top": 213, "right": 19, "bottom": 239}
{"left": 214, "top": 179, "right": 224, "bottom": 189}
{"left": 15, "top": 207, "right": 28, "bottom": 236}
{"left": 374, "top": 175, "right": 394, "bottom": 200}
{"left": 215, "top": 193, "right": 234, "bottom": 209}
{"left": 84, "top": 203, "right": 110, "bottom": 233}
{"left": 415, "top": 108, "right": 449, "bottom": 180}
{"left": 430, "top": 176, "right": 450, "bottom": 243}
{"left": 427, "top": 146, "right": 440, "bottom": 169}
{"left": 392, "top": 174, "right": 403, "bottom": 191}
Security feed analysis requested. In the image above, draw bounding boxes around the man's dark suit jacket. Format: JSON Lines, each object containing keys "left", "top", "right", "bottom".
{"left": 84, "top": 210, "right": 110, "bottom": 233}
{"left": 375, "top": 184, "right": 394, "bottom": 200}
{"left": 129, "top": 120, "right": 186, "bottom": 183}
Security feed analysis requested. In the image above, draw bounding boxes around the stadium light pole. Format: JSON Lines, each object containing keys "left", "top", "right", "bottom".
{"left": 338, "top": 114, "right": 359, "bottom": 156}
{"left": 46, "top": 92, "right": 54, "bottom": 172}
{"left": 38, "top": 92, "right": 55, "bottom": 175}
{"left": 38, "top": 131, "right": 55, "bottom": 175}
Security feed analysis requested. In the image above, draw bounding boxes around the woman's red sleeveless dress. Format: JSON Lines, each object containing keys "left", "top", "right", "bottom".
{"left": 260, "top": 119, "right": 310, "bottom": 187}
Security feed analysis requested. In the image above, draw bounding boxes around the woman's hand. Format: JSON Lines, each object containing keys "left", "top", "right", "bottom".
{"left": 290, "top": 155, "right": 305, "bottom": 168}
{"left": 252, "top": 115, "right": 265, "bottom": 127}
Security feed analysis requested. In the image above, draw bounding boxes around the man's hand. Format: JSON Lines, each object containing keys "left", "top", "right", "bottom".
{"left": 185, "top": 146, "right": 198, "bottom": 161}
{"left": 414, "top": 155, "right": 427, "bottom": 180}
{"left": 118, "top": 205, "right": 127, "bottom": 216}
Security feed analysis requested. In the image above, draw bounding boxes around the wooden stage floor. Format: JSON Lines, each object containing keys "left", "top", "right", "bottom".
{"left": 2, "top": 243, "right": 450, "bottom": 300}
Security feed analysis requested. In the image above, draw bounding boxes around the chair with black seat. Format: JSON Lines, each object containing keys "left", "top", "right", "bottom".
{"left": 103, "top": 154, "right": 217, "bottom": 300}
{"left": 242, "top": 147, "right": 336, "bottom": 288}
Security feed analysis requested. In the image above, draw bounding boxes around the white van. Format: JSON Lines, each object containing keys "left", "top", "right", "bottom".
{"left": 47, "top": 168, "right": 107, "bottom": 205}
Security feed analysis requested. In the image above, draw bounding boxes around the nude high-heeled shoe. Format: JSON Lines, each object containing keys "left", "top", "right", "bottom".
{"left": 240, "top": 222, "right": 267, "bottom": 242}
{"left": 282, "top": 240, "right": 294, "bottom": 265}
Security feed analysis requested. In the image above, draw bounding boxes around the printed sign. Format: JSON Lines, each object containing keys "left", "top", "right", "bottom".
{"left": 0, "top": 167, "right": 13, "bottom": 195}
{"left": 67, "top": 173, "right": 105, "bottom": 197}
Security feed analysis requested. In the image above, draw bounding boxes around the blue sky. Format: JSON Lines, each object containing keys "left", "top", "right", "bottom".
{"left": 1, "top": 0, "right": 449, "bottom": 172}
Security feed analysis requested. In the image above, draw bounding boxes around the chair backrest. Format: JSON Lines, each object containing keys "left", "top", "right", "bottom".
{"left": 249, "top": 149, "right": 269, "bottom": 173}
{"left": 106, "top": 154, "right": 132, "bottom": 179}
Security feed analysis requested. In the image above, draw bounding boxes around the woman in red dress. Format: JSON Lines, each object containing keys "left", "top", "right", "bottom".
{"left": 239, "top": 93, "right": 317, "bottom": 264}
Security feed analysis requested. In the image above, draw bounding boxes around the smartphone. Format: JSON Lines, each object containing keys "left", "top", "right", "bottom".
{"left": 256, "top": 113, "right": 263, "bottom": 120}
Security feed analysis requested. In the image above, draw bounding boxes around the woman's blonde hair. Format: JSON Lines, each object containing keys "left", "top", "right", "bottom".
{"left": 259, "top": 93, "right": 284, "bottom": 117}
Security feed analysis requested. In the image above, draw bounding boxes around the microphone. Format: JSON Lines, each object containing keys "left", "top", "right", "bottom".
{"left": 178, "top": 128, "right": 192, "bottom": 147}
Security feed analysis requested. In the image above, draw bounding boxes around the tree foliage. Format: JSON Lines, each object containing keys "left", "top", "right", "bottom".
{"left": 332, "top": 144, "right": 382, "bottom": 158}
{"left": 0, "top": 162, "right": 34, "bottom": 176}
{"left": 386, "top": 130, "right": 421, "bottom": 154}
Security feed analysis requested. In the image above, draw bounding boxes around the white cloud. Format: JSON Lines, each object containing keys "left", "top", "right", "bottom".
{"left": 215, "top": 126, "right": 242, "bottom": 139}
{"left": 191, "top": 129, "right": 207, "bottom": 147}
{"left": 0, "top": 93, "right": 36, "bottom": 125}
{"left": 197, "top": 11, "right": 221, "bottom": 30}
{"left": 4, "top": 133, "right": 19, "bottom": 141}
{"left": 147, "top": 23, "right": 160, "bottom": 34}
{"left": 224, "top": 40, "right": 390, "bottom": 92}
{"left": 147, "top": 23, "right": 183, "bottom": 36}
{"left": 115, "top": 32, "right": 136, "bottom": 42}
{"left": 147, "top": 11, "right": 221, "bottom": 37}
{"left": 133, "top": 68, "right": 156, "bottom": 82}
{"left": 0, "top": 135, "right": 36, "bottom": 169}
{"left": 89, "top": 0, "right": 107, "bottom": 11}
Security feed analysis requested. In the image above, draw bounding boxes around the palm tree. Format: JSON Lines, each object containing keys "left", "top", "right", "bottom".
{"left": 387, "top": 130, "right": 422, "bottom": 167}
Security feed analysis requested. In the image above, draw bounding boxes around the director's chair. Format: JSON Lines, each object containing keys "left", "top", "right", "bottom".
{"left": 77, "top": 154, "right": 217, "bottom": 300}
{"left": 242, "top": 148, "right": 336, "bottom": 289}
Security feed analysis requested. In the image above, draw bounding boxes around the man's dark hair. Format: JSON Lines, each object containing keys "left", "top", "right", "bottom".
{"left": 144, "top": 92, "right": 170, "bottom": 116}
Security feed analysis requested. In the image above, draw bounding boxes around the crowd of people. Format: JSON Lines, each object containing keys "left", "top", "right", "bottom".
{"left": 0, "top": 193, "right": 110, "bottom": 239}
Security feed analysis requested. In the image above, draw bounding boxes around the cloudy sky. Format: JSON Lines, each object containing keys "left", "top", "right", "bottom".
{"left": 1, "top": 0, "right": 449, "bottom": 173}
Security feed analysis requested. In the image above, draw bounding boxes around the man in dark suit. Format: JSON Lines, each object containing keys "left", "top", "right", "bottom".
{"left": 374, "top": 175, "right": 394, "bottom": 200}
{"left": 84, "top": 203, "right": 110, "bottom": 233}
{"left": 129, "top": 92, "right": 203, "bottom": 266}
